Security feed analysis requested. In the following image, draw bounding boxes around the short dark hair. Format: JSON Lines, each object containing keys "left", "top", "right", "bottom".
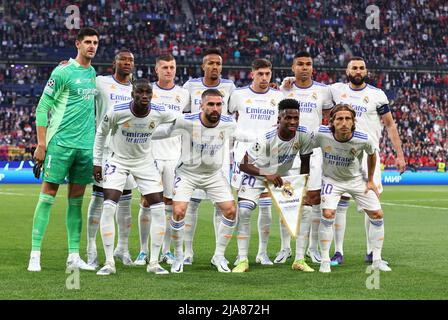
{"left": 278, "top": 99, "right": 300, "bottom": 112}
{"left": 115, "top": 48, "right": 133, "bottom": 60}
{"left": 251, "top": 58, "right": 272, "bottom": 71}
{"left": 294, "top": 51, "right": 312, "bottom": 60}
{"left": 77, "top": 27, "right": 99, "bottom": 41}
{"left": 348, "top": 56, "right": 365, "bottom": 64}
{"left": 203, "top": 48, "right": 222, "bottom": 58}
{"left": 132, "top": 78, "right": 151, "bottom": 90}
{"left": 329, "top": 104, "right": 356, "bottom": 133}
{"left": 201, "top": 88, "right": 223, "bottom": 100}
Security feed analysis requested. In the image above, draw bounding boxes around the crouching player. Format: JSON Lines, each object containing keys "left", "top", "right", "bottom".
{"left": 93, "top": 79, "right": 177, "bottom": 275}
{"left": 232, "top": 99, "right": 314, "bottom": 273}
{"left": 312, "top": 104, "right": 390, "bottom": 273}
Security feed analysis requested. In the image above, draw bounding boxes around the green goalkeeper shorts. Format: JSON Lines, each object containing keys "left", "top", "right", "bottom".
{"left": 43, "top": 138, "right": 93, "bottom": 185}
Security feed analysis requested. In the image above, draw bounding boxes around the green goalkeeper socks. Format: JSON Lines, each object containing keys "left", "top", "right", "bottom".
{"left": 66, "top": 196, "right": 84, "bottom": 254}
{"left": 31, "top": 193, "right": 55, "bottom": 251}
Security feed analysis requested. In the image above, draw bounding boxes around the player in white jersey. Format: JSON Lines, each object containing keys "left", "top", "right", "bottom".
{"left": 312, "top": 104, "right": 391, "bottom": 273}
{"left": 229, "top": 58, "right": 284, "bottom": 265}
{"left": 93, "top": 79, "right": 177, "bottom": 276}
{"left": 86, "top": 49, "right": 136, "bottom": 269}
{"left": 134, "top": 54, "right": 190, "bottom": 266}
{"left": 277, "top": 51, "right": 333, "bottom": 266}
{"left": 181, "top": 49, "right": 236, "bottom": 265}
{"left": 232, "top": 99, "right": 314, "bottom": 273}
{"left": 152, "top": 89, "right": 244, "bottom": 273}
{"left": 329, "top": 57, "right": 405, "bottom": 266}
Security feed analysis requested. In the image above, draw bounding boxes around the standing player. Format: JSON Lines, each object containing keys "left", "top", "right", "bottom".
{"left": 152, "top": 89, "right": 240, "bottom": 273}
{"left": 229, "top": 58, "right": 284, "bottom": 266}
{"left": 93, "top": 79, "right": 177, "bottom": 275}
{"left": 312, "top": 104, "right": 390, "bottom": 273}
{"left": 330, "top": 57, "right": 405, "bottom": 266}
{"left": 86, "top": 49, "right": 136, "bottom": 268}
{"left": 232, "top": 99, "right": 313, "bottom": 273}
{"left": 181, "top": 48, "right": 236, "bottom": 265}
{"left": 277, "top": 52, "right": 333, "bottom": 266}
{"left": 134, "top": 54, "right": 189, "bottom": 266}
{"left": 27, "top": 27, "right": 99, "bottom": 272}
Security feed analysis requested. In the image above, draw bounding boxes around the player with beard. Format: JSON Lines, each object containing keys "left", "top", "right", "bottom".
{"left": 181, "top": 49, "right": 236, "bottom": 265}
{"left": 329, "top": 57, "right": 405, "bottom": 268}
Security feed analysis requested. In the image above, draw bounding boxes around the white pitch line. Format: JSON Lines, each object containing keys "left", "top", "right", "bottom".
{"left": 381, "top": 202, "right": 448, "bottom": 211}
{"left": 386, "top": 199, "right": 448, "bottom": 202}
{"left": 0, "top": 192, "right": 25, "bottom": 196}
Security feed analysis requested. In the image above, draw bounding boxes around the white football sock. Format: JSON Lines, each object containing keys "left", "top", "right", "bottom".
{"left": 170, "top": 217, "right": 185, "bottom": 261}
{"left": 86, "top": 191, "right": 103, "bottom": 255}
{"left": 308, "top": 204, "right": 321, "bottom": 252}
{"left": 184, "top": 199, "right": 200, "bottom": 258}
{"left": 279, "top": 218, "right": 291, "bottom": 251}
{"left": 365, "top": 214, "right": 372, "bottom": 254}
{"left": 257, "top": 198, "right": 272, "bottom": 256}
{"left": 236, "top": 200, "right": 255, "bottom": 260}
{"left": 368, "top": 217, "right": 384, "bottom": 262}
{"left": 295, "top": 205, "right": 312, "bottom": 260}
{"left": 115, "top": 193, "right": 132, "bottom": 253}
{"left": 334, "top": 199, "right": 349, "bottom": 255}
{"left": 213, "top": 206, "right": 223, "bottom": 242}
{"left": 161, "top": 204, "right": 173, "bottom": 254}
{"left": 138, "top": 204, "right": 151, "bottom": 254}
{"left": 149, "top": 202, "right": 166, "bottom": 264}
{"left": 319, "top": 216, "right": 335, "bottom": 262}
{"left": 214, "top": 215, "right": 236, "bottom": 258}
{"left": 100, "top": 200, "right": 117, "bottom": 264}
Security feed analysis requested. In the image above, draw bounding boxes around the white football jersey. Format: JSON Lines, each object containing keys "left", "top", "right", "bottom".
{"left": 150, "top": 83, "right": 190, "bottom": 160}
{"left": 312, "top": 125, "right": 375, "bottom": 181}
{"left": 229, "top": 86, "right": 285, "bottom": 161}
{"left": 182, "top": 77, "right": 236, "bottom": 114}
{"left": 95, "top": 75, "right": 132, "bottom": 129}
{"left": 330, "top": 82, "right": 389, "bottom": 149}
{"left": 93, "top": 102, "right": 177, "bottom": 166}
{"left": 247, "top": 126, "right": 314, "bottom": 176}
{"left": 280, "top": 81, "right": 333, "bottom": 132}
{"left": 169, "top": 112, "right": 236, "bottom": 174}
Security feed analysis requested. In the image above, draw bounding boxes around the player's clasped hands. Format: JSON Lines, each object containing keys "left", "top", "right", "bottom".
{"left": 365, "top": 180, "right": 380, "bottom": 199}
{"left": 93, "top": 165, "right": 103, "bottom": 182}
{"left": 266, "top": 174, "right": 283, "bottom": 188}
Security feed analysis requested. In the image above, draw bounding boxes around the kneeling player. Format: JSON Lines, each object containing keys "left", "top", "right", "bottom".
{"left": 233, "top": 99, "right": 314, "bottom": 273}
{"left": 312, "top": 104, "right": 391, "bottom": 273}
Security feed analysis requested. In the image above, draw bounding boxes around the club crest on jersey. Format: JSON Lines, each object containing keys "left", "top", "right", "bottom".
{"left": 363, "top": 96, "right": 369, "bottom": 104}
{"left": 253, "top": 142, "right": 261, "bottom": 152}
{"left": 270, "top": 99, "right": 276, "bottom": 107}
{"left": 175, "top": 95, "right": 181, "bottom": 103}
{"left": 110, "top": 84, "right": 117, "bottom": 90}
{"left": 149, "top": 121, "right": 155, "bottom": 129}
{"left": 245, "top": 99, "right": 252, "bottom": 104}
{"left": 341, "top": 93, "right": 348, "bottom": 99}
{"left": 312, "top": 92, "right": 318, "bottom": 100}
{"left": 288, "top": 93, "right": 294, "bottom": 97}
{"left": 103, "top": 115, "right": 109, "bottom": 122}
{"left": 350, "top": 148, "right": 357, "bottom": 156}
{"left": 281, "top": 181, "right": 294, "bottom": 198}
{"left": 324, "top": 145, "right": 332, "bottom": 152}
{"left": 153, "top": 93, "right": 158, "bottom": 99}
{"left": 123, "top": 121, "right": 130, "bottom": 129}
{"left": 293, "top": 142, "right": 300, "bottom": 151}
{"left": 219, "top": 131, "right": 224, "bottom": 140}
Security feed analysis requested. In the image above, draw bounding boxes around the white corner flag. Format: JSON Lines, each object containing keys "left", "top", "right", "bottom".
{"left": 266, "top": 174, "right": 308, "bottom": 238}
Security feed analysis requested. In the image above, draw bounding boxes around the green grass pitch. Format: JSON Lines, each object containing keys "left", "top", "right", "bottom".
{"left": 0, "top": 184, "right": 447, "bottom": 300}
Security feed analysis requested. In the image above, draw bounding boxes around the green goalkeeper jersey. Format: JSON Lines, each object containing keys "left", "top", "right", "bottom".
{"left": 36, "top": 58, "right": 97, "bottom": 149}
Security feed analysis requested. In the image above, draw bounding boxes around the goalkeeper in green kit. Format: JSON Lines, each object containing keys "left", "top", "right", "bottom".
{"left": 27, "top": 27, "right": 99, "bottom": 272}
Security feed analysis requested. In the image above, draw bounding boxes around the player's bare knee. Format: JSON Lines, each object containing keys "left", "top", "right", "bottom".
{"left": 222, "top": 206, "right": 236, "bottom": 220}
{"left": 307, "top": 191, "right": 321, "bottom": 205}
{"left": 369, "top": 210, "right": 383, "bottom": 220}
{"left": 322, "top": 209, "right": 335, "bottom": 220}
